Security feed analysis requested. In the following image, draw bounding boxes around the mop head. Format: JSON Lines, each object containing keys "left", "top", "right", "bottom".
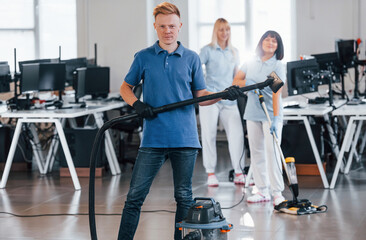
{"left": 274, "top": 199, "right": 328, "bottom": 215}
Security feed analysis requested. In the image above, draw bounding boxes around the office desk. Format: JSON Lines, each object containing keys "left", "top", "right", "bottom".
{"left": 0, "top": 101, "right": 125, "bottom": 190}
{"left": 330, "top": 104, "right": 366, "bottom": 189}
{"left": 282, "top": 99, "right": 347, "bottom": 188}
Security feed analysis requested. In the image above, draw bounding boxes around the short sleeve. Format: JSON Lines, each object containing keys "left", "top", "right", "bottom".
{"left": 191, "top": 54, "right": 206, "bottom": 91}
{"left": 124, "top": 52, "right": 143, "bottom": 86}
{"left": 199, "top": 45, "right": 209, "bottom": 65}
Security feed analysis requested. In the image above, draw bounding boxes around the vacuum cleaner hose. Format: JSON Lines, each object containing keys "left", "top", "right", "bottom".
{"left": 88, "top": 77, "right": 283, "bottom": 240}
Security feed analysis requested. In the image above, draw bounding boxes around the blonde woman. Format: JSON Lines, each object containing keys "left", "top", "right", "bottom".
{"left": 199, "top": 18, "right": 245, "bottom": 187}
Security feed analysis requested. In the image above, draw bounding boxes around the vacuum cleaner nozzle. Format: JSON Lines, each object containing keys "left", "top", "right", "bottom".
{"left": 267, "top": 71, "right": 284, "bottom": 93}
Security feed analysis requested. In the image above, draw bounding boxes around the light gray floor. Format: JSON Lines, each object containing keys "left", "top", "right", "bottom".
{"left": 1, "top": 141, "right": 366, "bottom": 240}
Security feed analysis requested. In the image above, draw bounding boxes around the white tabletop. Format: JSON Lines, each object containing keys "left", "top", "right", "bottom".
{"left": 0, "top": 100, "right": 126, "bottom": 119}
{"left": 332, "top": 103, "right": 366, "bottom": 116}
{"left": 283, "top": 99, "right": 346, "bottom": 116}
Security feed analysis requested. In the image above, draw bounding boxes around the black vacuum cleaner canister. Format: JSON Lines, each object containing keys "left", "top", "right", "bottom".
{"left": 185, "top": 197, "right": 225, "bottom": 224}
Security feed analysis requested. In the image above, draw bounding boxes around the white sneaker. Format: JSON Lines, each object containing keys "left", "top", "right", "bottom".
{"left": 273, "top": 195, "right": 286, "bottom": 206}
{"left": 247, "top": 192, "right": 271, "bottom": 203}
{"left": 207, "top": 174, "right": 219, "bottom": 187}
{"left": 234, "top": 173, "right": 245, "bottom": 185}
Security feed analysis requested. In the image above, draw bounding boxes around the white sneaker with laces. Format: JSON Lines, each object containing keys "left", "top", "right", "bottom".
{"left": 234, "top": 173, "right": 245, "bottom": 185}
{"left": 207, "top": 174, "right": 219, "bottom": 187}
{"left": 273, "top": 195, "right": 286, "bottom": 206}
{"left": 247, "top": 192, "right": 271, "bottom": 203}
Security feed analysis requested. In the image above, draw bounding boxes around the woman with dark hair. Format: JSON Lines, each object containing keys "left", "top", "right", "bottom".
{"left": 232, "top": 30, "right": 286, "bottom": 206}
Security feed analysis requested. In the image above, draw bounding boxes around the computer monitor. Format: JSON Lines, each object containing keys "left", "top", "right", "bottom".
{"left": 61, "top": 57, "right": 88, "bottom": 86}
{"left": 18, "top": 58, "right": 58, "bottom": 73}
{"left": 311, "top": 52, "right": 342, "bottom": 73}
{"left": 335, "top": 39, "right": 356, "bottom": 69}
{"left": 286, "top": 59, "right": 320, "bottom": 96}
{"left": 85, "top": 67, "right": 110, "bottom": 99}
{"left": 311, "top": 52, "right": 342, "bottom": 85}
{"left": 20, "top": 63, "right": 39, "bottom": 94}
{"left": 38, "top": 63, "right": 66, "bottom": 92}
{"left": 0, "top": 64, "right": 11, "bottom": 93}
{"left": 73, "top": 67, "right": 87, "bottom": 103}
{"left": 20, "top": 63, "right": 66, "bottom": 94}
{"left": 73, "top": 67, "right": 110, "bottom": 102}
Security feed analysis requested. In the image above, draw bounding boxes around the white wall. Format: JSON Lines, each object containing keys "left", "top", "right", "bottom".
{"left": 77, "top": 0, "right": 366, "bottom": 93}
{"left": 295, "top": 0, "right": 359, "bottom": 56}
{"left": 77, "top": 0, "right": 148, "bottom": 92}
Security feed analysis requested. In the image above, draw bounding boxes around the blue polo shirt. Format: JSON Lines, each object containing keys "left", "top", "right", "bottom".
{"left": 124, "top": 41, "right": 206, "bottom": 148}
{"left": 240, "top": 55, "right": 286, "bottom": 122}
{"left": 199, "top": 44, "right": 239, "bottom": 106}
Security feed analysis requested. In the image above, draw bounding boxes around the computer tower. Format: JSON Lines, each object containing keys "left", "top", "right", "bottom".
{"left": 281, "top": 123, "right": 323, "bottom": 164}
{"left": 59, "top": 128, "right": 106, "bottom": 168}
{"left": 0, "top": 125, "right": 32, "bottom": 164}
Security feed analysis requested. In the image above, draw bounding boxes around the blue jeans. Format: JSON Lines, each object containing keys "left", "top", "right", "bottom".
{"left": 118, "top": 147, "right": 198, "bottom": 240}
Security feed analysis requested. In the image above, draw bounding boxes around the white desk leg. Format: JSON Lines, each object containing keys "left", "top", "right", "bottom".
{"left": 0, "top": 120, "right": 23, "bottom": 189}
{"left": 323, "top": 114, "right": 341, "bottom": 164}
{"left": 93, "top": 113, "right": 121, "bottom": 175}
{"left": 330, "top": 117, "right": 356, "bottom": 189}
{"left": 345, "top": 120, "right": 362, "bottom": 174}
{"left": 44, "top": 119, "right": 65, "bottom": 173}
{"left": 302, "top": 117, "right": 329, "bottom": 188}
{"left": 358, "top": 129, "right": 366, "bottom": 159}
{"left": 29, "top": 123, "right": 45, "bottom": 174}
{"left": 54, "top": 120, "right": 81, "bottom": 190}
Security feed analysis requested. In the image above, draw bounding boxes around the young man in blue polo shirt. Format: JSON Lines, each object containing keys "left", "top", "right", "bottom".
{"left": 118, "top": 2, "right": 243, "bottom": 240}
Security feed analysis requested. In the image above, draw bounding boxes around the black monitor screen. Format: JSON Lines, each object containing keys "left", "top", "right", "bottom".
{"left": 287, "top": 59, "right": 320, "bottom": 96}
{"left": 61, "top": 57, "right": 88, "bottom": 86}
{"left": 74, "top": 67, "right": 87, "bottom": 101}
{"left": 311, "top": 52, "right": 342, "bottom": 85}
{"left": 38, "top": 63, "right": 66, "bottom": 92}
{"left": 85, "top": 67, "right": 110, "bottom": 98}
{"left": 335, "top": 39, "right": 356, "bottom": 68}
{"left": 19, "top": 58, "right": 58, "bottom": 73}
{"left": 0, "top": 64, "right": 11, "bottom": 93}
{"left": 21, "top": 64, "right": 39, "bottom": 93}
{"left": 311, "top": 52, "right": 342, "bottom": 73}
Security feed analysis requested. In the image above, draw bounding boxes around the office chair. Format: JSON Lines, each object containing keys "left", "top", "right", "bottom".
{"left": 112, "top": 84, "right": 143, "bottom": 166}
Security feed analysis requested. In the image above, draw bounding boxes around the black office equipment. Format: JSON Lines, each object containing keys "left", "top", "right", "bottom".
{"left": 20, "top": 64, "right": 39, "bottom": 94}
{"left": 0, "top": 63, "right": 11, "bottom": 93}
{"left": 311, "top": 52, "right": 345, "bottom": 104}
{"left": 20, "top": 63, "right": 66, "bottom": 93}
{"left": 59, "top": 128, "right": 106, "bottom": 168}
{"left": 18, "top": 58, "right": 58, "bottom": 74}
{"left": 85, "top": 67, "right": 110, "bottom": 99}
{"left": 286, "top": 59, "right": 320, "bottom": 96}
{"left": 74, "top": 67, "right": 110, "bottom": 101}
{"left": 38, "top": 63, "right": 66, "bottom": 92}
{"left": 311, "top": 52, "right": 342, "bottom": 74}
{"left": 73, "top": 67, "right": 87, "bottom": 103}
{"left": 0, "top": 125, "right": 32, "bottom": 165}
{"left": 61, "top": 57, "right": 88, "bottom": 87}
{"left": 335, "top": 39, "right": 356, "bottom": 69}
